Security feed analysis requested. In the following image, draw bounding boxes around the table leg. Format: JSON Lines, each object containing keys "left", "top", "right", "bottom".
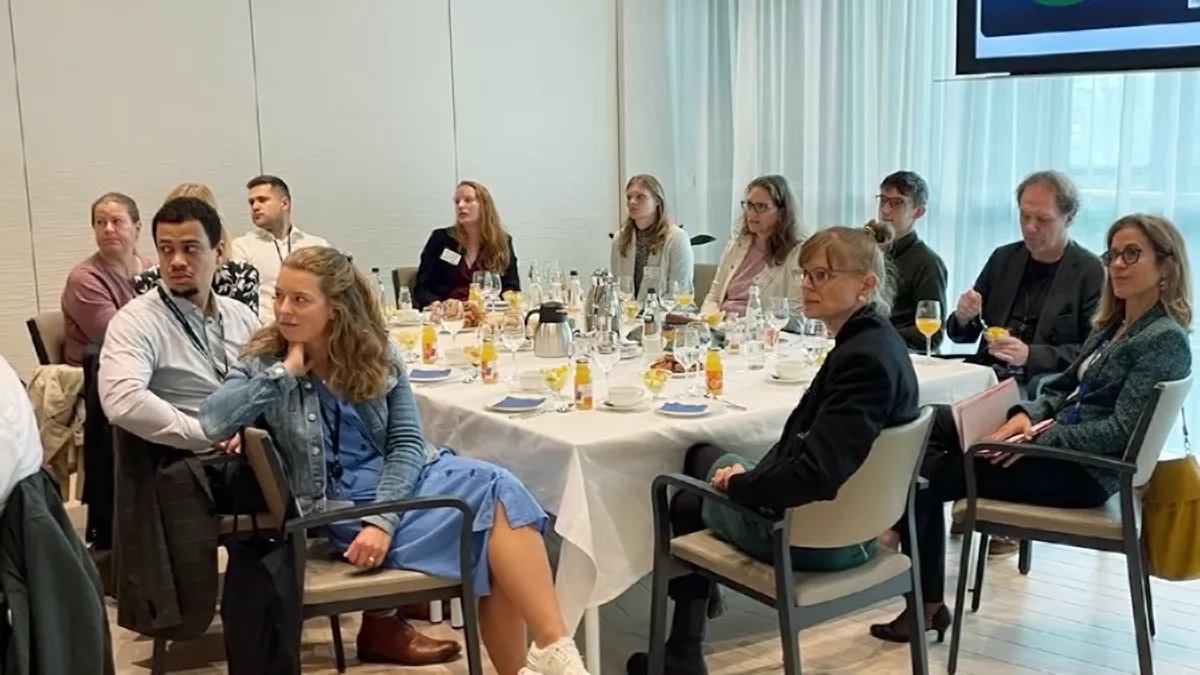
{"left": 584, "top": 607, "right": 601, "bottom": 673}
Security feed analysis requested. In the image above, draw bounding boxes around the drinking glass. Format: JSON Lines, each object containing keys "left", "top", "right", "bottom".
{"left": 442, "top": 299, "right": 465, "bottom": 345}
{"left": 915, "top": 300, "right": 942, "bottom": 358}
{"left": 676, "top": 279, "right": 695, "bottom": 313}
{"left": 618, "top": 275, "right": 635, "bottom": 302}
{"left": 593, "top": 331, "right": 622, "bottom": 397}
{"left": 500, "top": 325, "right": 526, "bottom": 383}
{"left": 485, "top": 272, "right": 503, "bottom": 307}
{"left": 396, "top": 326, "right": 420, "bottom": 363}
{"left": 766, "top": 298, "right": 789, "bottom": 352}
{"left": 396, "top": 286, "right": 413, "bottom": 311}
{"left": 674, "top": 325, "right": 701, "bottom": 396}
{"left": 642, "top": 368, "right": 669, "bottom": 400}
{"left": 660, "top": 282, "right": 678, "bottom": 314}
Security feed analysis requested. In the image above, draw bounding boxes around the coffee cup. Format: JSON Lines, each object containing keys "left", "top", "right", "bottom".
{"left": 607, "top": 385, "right": 645, "bottom": 408}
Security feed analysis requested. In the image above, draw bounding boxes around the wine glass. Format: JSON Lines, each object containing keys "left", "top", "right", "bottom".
{"left": 674, "top": 325, "right": 702, "bottom": 396}
{"left": 485, "top": 272, "right": 502, "bottom": 307}
{"left": 500, "top": 324, "right": 526, "bottom": 383}
{"left": 592, "top": 331, "right": 621, "bottom": 398}
{"left": 442, "top": 299, "right": 465, "bottom": 345}
{"left": 660, "top": 282, "right": 678, "bottom": 314}
{"left": 766, "top": 298, "right": 790, "bottom": 352}
{"left": 915, "top": 300, "right": 943, "bottom": 358}
{"left": 676, "top": 279, "right": 695, "bottom": 313}
{"left": 618, "top": 275, "right": 635, "bottom": 302}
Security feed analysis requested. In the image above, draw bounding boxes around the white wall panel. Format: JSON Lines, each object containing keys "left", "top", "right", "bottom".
{"left": 451, "top": 0, "right": 620, "bottom": 277}
{"left": 11, "top": 0, "right": 260, "bottom": 309}
{"left": 251, "top": 0, "right": 457, "bottom": 273}
{"left": 0, "top": 0, "right": 38, "bottom": 373}
{"left": 620, "top": 0, "right": 674, "bottom": 195}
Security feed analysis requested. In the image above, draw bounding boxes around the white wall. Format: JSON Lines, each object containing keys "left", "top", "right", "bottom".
{"left": 0, "top": 0, "right": 632, "bottom": 376}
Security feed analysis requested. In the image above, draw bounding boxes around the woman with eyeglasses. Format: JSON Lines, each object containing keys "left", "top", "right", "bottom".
{"left": 871, "top": 213, "right": 1193, "bottom": 644}
{"left": 627, "top": 222, "right": 920, "bottom": 675}
{"left": 699, "top": 175, "right": 809, "bottom": 328}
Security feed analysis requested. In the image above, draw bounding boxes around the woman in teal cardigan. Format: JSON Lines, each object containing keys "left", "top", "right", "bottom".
{"left": 871, "top": 213, "right": 1193, "bottom": 643}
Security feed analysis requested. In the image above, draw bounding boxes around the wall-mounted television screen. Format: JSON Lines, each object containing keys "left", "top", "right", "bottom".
{"left": 957, "top": 0, "right": 1200, "bottom": 76}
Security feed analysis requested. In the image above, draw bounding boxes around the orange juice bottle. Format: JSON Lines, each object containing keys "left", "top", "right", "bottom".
{"left": 573, "top": 357, "right": 593, "bottom": 410}
{"left": 421, "top": 322, "right": 438, "bottom": 364}
{"left": 480, "top": 335, "right": 499, "bottom": 384}
{"left": 705, "top": 346, "right": 723, "bottom": 395}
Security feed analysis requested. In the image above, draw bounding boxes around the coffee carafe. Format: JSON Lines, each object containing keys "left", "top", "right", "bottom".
{"left": 525, "top": 302, "right": 573, "bottom": 358}
{"left": 584, "top": 269, "right": 619, "bottom": 334}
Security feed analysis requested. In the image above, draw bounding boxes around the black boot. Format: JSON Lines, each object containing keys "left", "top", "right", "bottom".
{"left": 626, "top": 597, "right": 709, "bottom": 675}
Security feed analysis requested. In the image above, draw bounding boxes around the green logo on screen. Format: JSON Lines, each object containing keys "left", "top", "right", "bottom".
{"left": 1034, "top": 0, "right": 1086, "bottom": 6}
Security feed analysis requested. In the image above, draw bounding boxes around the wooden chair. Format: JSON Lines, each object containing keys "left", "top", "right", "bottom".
{"left": 949, "top": 376, "right": 1193, "bottom": 675}
{"left": 693, "top": 264, "right": 718, "bottom": 307}
{"left": 392, "top": 267, "right": 418, "bottom": 304}
{"left": 238, "top": 428, "right": 483, "bottom": 674}
{"left": 27, "top": 310, "right": 66, "bottom": 365}
{"left": 645, "top": 408, "right": 936, "bottom": 675}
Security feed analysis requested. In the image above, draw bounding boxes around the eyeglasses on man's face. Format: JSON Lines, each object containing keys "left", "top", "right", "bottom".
{"left": 876, "top": 194, "right": 909, "bottom": 210}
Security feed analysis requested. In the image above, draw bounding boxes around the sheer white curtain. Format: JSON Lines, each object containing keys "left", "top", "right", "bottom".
{"left": 668, "top": 0, "right": 1198, "bottom": 451}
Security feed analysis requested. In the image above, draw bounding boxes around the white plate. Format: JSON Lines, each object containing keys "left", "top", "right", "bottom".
{"left": 600, "top": 399, "right": 650, "bottom": 413}
{"left": 766, "top": 372, "right": 809, "bottom": 384}
{"left": 409, "top": 369, "right": 454, "bottom": 383}
{"left": 487, "top": 396, "right": 547, "bottom": 413}
{"left": 655, "top": 402, "right": 710, "bottom": 417}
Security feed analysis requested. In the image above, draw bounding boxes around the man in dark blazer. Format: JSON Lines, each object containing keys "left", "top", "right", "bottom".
{"left": 947, "top": 170, "right": 1104, "bottom": 397}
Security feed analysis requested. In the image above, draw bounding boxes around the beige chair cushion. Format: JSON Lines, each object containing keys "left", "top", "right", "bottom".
{"left": 303, "top": 556, "right": 457, "bottom": 606}
{"left": 670, "top": 530, "right": 911, "bottom": 607}
{"left": 951, "top": 494, "right": 1133, "bottom": 541}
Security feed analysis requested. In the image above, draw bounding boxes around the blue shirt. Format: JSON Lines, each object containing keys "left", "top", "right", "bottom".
{"left": 314, "top": 380, "right": 384, "bottom": 503}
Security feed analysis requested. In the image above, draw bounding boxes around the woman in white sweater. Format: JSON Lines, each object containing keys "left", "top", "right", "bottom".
{"left": 701, "top": 175, "right": 809, "bottom": 327}
{"left": 610, "top": 174, "right": 693, "bottom": 300}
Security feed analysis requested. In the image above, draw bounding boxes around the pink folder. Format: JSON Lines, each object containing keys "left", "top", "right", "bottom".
{"left": 951, "top": 378, "right": 1020, "bottom": 452}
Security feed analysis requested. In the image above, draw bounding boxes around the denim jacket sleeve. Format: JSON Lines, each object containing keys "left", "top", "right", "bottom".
{"left": 362, "top": 360, "right": 430, "bottom": 536}
{"left": 199, "top": 356, "right": 298, "bottom": 442}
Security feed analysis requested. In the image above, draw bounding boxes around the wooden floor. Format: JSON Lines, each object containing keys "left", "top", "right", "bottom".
{"left": 111, "top": 537, "right": 1200, "bottom": 675}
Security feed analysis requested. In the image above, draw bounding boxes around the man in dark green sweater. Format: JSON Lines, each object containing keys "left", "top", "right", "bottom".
{"left": 877, "top": 171, "right": 949, "bottom": 352}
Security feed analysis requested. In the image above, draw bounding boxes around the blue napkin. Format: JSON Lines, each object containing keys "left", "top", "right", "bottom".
{"left": 659, "top": 401, "right": 708, "bottom": 414}
{"left": 493, "top": 396, "right": 546, "bottom": 410}
{"left": 409, "top": 368, "right": 452, "bottom": 379}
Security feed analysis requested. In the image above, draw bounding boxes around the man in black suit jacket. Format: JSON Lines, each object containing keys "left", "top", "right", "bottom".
{"left": 946, "top": 170, "right": 1104, "bottom": 396}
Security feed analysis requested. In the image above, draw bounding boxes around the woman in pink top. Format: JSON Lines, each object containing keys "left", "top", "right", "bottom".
{"left": 700, "top": 175, "right": 808, "bottom": 324}
{"left": 60, "top": 193, "right": 150, "bottom": 365}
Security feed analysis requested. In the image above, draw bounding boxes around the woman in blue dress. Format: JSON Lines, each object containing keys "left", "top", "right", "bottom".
{"left": 200, "top": 246, "right": 589, "bottom": 675}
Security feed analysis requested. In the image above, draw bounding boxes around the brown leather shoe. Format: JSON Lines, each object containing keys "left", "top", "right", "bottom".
{"left": 356, "top": 613, "right": 461, "bottom": 665}
{"left": 399, "top": 603, "right": 432, "bottom": 622}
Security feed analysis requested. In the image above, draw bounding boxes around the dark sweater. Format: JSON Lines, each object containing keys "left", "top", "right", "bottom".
{"left": 413, "top": 228, "right": 520, "bottom": 309}
{"left": 726, "top": 307, "right": 920, "bottom": 510}
{"left": 887, "top": 231, "right": 949, "bottom": 352}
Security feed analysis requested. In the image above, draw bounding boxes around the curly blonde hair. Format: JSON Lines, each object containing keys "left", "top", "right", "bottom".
{"left": 241, "top": 247, "right": 392, "bottom": 402}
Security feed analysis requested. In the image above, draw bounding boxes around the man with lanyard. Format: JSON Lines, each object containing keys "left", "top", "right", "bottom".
{"left": 230, "top": 175, "right": 328, "bottom": 324}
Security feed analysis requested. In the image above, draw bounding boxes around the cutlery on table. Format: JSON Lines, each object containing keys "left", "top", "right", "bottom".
{"left": 703, "top": 394, "right": 747, "bottom": 411}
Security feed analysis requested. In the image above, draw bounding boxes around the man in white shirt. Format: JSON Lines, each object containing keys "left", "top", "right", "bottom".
{"left": 230, "top": 175, "right": 328, "bottom": 324}
{"left": 0, "top": 356, "right": 44, "bottom": 515}
{"left": 100, "top": 197, "right": 261, "bottom": 452}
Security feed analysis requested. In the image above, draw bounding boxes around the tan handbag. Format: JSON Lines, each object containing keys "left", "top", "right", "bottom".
{"left": 1143, "top": 413, "right": 1200, "bottom": 581}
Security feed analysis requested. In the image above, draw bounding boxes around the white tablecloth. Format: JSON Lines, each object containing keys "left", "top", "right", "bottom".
{"left": 411, "top": 336, "right": 997, "bottom": 631}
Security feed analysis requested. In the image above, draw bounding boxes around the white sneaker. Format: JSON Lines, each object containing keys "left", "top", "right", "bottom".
{"left": 523, "top": 638, "right": 590, "bottom": 675}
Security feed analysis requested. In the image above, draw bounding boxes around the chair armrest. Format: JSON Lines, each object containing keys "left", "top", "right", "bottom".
{"left": 287, "top": 496, "right": 472, "bottom": 532}
{"left": 967, "top": 441, "right": 1135, "bottom": 474}
{"left": 651, "top": 473, "right": 784, "bottom": 530}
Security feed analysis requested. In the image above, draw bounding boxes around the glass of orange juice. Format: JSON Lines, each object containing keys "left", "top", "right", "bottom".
{"left": 915, "top": 300, "right": 942, "bottom": 358}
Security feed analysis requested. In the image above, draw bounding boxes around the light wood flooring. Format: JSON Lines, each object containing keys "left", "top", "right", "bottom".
{"left": 110, "top": 536, "right": 1200, "bottom": 675}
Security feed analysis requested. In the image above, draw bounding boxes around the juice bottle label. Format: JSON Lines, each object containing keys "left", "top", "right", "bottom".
{"left": 481, "top": 358, "right": 498, "bottom": 383}
{"left": 421, "top": 339, "right": 437, "bottom": 364}
{"left": 706, "top": 369, "right": 723, "bottom": 395}
{"left": 575, "top": 383, "right": 593, "bottom": 409}
{"left": 764, "top": 327, "right": 778, "bottom": 349}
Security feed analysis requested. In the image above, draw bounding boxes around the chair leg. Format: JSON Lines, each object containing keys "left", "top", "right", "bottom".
{"left": 430, "top": 600, "right": 444, "bottom": 623}
{"left": 1018, "top": 539, "right": 1033, "bottom": 575}
{"left": 460, "top": 595, "right": 485, "bottom": 675}
{"left": 450, "top": 597, "right": 464, "bottom": 628}
{"left": 150, "top": 637, "right": 167, "bottom": 675}
{"left": 971, "top": 533, "right": 989, "bottom": 612}
{"left": 906, "top": 580, "right": 930, "bottom": 675}
{"left": 329, "top": 615, "right": 347, "bottom": 674}
{"left": 646, "top": 563, "right": 672, "bottom": 675}
{"left": 1124, "top": 544, "right": 1156, "bottom": 674}
{"left": 948, "top": 525, "right": 975, "bottom": 675}
{"left": 777, "top": 604, "right": 801, "bottom": 675}
{"left": 1140, "top": 539, "right": 1157, "bottom": 637}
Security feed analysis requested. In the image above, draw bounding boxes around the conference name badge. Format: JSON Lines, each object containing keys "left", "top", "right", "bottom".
{"left": 440, "top": 248, "right": 462, "bottom": 265}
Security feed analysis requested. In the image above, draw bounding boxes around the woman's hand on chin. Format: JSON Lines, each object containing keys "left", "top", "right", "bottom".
{"left": 284, "top": 341, "right": 309, "bottom": 376}
{"left": 345, "top": 524, "right": 390, "bottom": 568}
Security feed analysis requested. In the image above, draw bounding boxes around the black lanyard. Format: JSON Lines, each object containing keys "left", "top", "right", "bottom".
{"left": 272, "top": 235, "right": 292, "bottom": 263}
{"left": 317, "top": 387, "right": 344, "bottom": 481}
{"left": 156, "top": 286, "right": 227, "bottom": 378}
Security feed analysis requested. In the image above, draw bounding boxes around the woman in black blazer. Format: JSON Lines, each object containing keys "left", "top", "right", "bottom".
{"left": 626, "top": 222, "right": 921, "bottom": 675}
{"left": 413, "top": 180, "right": 520, "bottom": 309}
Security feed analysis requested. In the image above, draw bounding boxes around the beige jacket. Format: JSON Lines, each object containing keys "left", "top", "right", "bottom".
{"left": 26, "top": 364, "right": 85, "bottom": 493}
{"left": 701, "top": 234, "right": 805, "bottom": 329}
{"left": 610, "top": 223, "right": 694, "bottom": 301}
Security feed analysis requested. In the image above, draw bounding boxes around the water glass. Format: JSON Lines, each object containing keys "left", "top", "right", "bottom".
{"left": 500, "top": 325, "right": 525, "bottom": 382}
{"left": 744, "top": 324, "right": 766, "bottom": 371}
{"left": 766, "top": 298, "right": 789, "bottom": 352}
{"left": 397, "top": 286, "right": 413, "bottom": 311}
{"left": 593, "top": 331, "right": 622, "bottom": 396}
